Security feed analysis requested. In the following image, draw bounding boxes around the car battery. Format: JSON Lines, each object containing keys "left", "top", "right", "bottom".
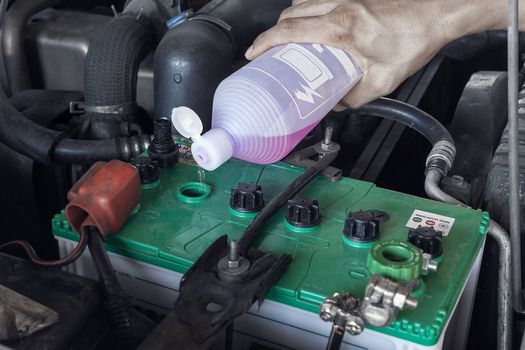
{"left": 52, "top": 158, "right": 487, "bottom": 350}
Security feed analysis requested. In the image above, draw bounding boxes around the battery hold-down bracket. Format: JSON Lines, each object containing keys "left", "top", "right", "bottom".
{"left": 138, "top": 235, "right": 292, "bottom": 349}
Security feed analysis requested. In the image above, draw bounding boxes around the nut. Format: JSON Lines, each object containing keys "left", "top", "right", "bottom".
{"left": 320, "top": 303, "right": 337, "bottom": 322}
{"left": 345, "top": 319, "right": 364, "bottom": 335}
{"left": 227, "top": 260, "right": 239, "bottom": 269}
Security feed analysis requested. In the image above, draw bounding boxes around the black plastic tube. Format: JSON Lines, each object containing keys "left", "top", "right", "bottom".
{"left": 83, "top": 13, "right": 152, "bottom": 139}
{"left": 353, "top": 97, "right": 454, "bottom": 146}
{"left": 2, "top": 0, "right": 63, "bottom": 95}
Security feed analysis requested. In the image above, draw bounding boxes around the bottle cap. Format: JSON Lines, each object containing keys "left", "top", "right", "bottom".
{"left": 171, "top": 107, "right": 233, "bottom": 171}
{"left": 171, "top": 106, "right": 203, "bottom": 139}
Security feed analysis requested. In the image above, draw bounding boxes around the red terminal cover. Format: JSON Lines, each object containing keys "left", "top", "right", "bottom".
{"left": 65, "top": 160, "right": 141, "bottom": 238}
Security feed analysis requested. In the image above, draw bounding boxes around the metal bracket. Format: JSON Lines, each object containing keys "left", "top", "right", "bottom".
{"left": 69, "top": 101, "right": 137, "bottom": 115}
{"left": 320, "top": 292, "right": 364, "bottom": 350}
{"left": 320, "top": 292, "right": 364, "bottom": 335}
{"left": 0, "top": 284, "right": 59, "bottom": 341}
{"left": 284, "top": 127, "right": 343, "bottom": 182}
{"left": 139, "top": 235, "right": 292, "bottom": 349}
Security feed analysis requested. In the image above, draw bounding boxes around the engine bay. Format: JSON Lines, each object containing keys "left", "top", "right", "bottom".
{"left": 0, "top": 1, "right": 523, "bottom": 349}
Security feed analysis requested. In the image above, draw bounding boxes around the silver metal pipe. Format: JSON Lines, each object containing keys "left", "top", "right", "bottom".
{"left": 508, "top": 0, "right": 524, "bottom": 313}
{"left": 424, "top": 169, "right": 467, "bottom": 207}
{"left": 488, "top": 220, "right": 513, "bottom": 350}
{"left": 424, "top": 170, "right": 512, "bottom": 349}
{"left": 521, "top": 324, "right": 525, "bottom": 350}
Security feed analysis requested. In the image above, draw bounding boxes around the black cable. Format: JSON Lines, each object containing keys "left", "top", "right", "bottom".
{"left": 86, "top": 226, "right": 154, "bottom": 347}
{"left": 352, "top": 97, "right": 454, "bottom": 146}
{"left": 325, "top": 315, "right": 346, "bottom": 350}
{"left": 0, "top": 0, "right": 7, "bottom": 29}
{"left": 238, "top": 152, "right": 337, "bottom": 254}
{"left": 0, "top": 230, "right": 88, "bottom": 268}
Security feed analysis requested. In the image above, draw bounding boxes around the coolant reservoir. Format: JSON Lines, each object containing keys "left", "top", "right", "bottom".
{"left": 172, "top": 43, "right": 362, "bottom": 171}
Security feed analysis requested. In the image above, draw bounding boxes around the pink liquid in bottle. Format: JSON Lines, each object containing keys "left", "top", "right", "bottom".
{"left": 172, "top": 43, "right": 362, "bottom": 171}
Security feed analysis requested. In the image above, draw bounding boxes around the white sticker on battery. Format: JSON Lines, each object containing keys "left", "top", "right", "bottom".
{"left": 405, "top": 209, "right": 456, "bottom": 236}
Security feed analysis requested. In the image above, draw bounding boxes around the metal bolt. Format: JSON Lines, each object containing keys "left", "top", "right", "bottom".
{"left": 321, "top": 127, "right": 335, "bottom": 151}
{"left": 405, "top": 297, "right": 419, "bottom": 309}
{"left": 324, "top": 127, "right": 334, "bottom": 145}
{"left": 422, "top": 253, "right": 439, "bottom": 273}
{"left": 228, "top": 240, "right": 239, "bottom": 269}
{"left": 427, "top": 260, "right": 439, "bottom": 272}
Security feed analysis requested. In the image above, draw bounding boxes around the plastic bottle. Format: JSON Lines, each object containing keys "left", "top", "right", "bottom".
{"left": 172, "top": 43, "right": 362, "bottom": 171}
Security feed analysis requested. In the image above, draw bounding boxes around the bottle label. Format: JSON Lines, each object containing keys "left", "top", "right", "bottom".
{"left": 244, "top": 43, "right": 361, "bottom": 121}
{"left": 274, "top": 44, "right": 334, "bottom": 95}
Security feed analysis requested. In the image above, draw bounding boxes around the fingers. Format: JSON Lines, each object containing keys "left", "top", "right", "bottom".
{"left": 341, "top": 68, "right": 398, "bottom": 108}
{"left": 279, "top": 0, "right": 339, "bottom": 21}
{"left": 340, "top": 85, "right": 378, "bottom": 109}
{"left": 332, "top": 103, "right": 347, "bottom": 112}
{"left": 246, "top": 16, "right": 328, "bottom": 59}
{"left": 291, "top": 0, "right": 309, "bottom": 5}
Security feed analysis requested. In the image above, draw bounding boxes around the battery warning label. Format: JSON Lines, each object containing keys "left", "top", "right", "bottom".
{"left": 406, "top": 210, "right": 456, "bottom": 236}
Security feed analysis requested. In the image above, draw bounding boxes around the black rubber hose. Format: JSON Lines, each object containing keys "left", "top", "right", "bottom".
{"left": 0, "top": 1, "right": 147, "bottom": 163}
{"left": 2, "top": 0, "right": 63, "bottom": 95}
{"left": 441, "top": 30, "right": 525, "bottom": 61}
{"left": 353, "top": 97, "right": 454, "bottom": 146}
{"left": 154, "top": 0, "right": 290, "bottom": 127}
{"left": 0, "top": 84, "right": 151, "bottom": 164}
{"left": 154, "top": 19, "right": 234, "bottom": 129}
{"left": 83, "top": 13, "right": 153, "bottom": 139}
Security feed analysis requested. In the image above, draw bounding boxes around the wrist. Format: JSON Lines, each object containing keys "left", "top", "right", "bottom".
{"left": 439, "top": 0, "right": 506, "bottom": 42}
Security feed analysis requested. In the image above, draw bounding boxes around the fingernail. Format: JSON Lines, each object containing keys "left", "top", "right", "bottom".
{"left": 245, "top": 45, "right": 254, "bottom": 59}
{"left": 332, "top": 103, "right": 346, "bottom": 112}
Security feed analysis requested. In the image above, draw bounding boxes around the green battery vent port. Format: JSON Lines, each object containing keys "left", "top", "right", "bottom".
{"left": 367, "top": 239, "right": 422, "bottom": 282}
{"left": 176, "top": 182, "right": 211, "bottom": 203}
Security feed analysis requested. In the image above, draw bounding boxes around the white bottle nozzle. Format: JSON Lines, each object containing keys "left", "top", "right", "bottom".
{"left": 171, "top": 106, "right": 233, "bottom": 171}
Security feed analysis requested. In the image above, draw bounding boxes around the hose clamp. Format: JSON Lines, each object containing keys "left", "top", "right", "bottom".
{"left": 69, "top": 101, "right": 137, "bottom": 115}
{"left": 425, "top": 140, "right": 456, "bottom": 174}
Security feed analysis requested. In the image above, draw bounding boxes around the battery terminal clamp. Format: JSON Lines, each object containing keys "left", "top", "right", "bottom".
{"left": 65, "top": 160, "right": 141, "bottom": 237}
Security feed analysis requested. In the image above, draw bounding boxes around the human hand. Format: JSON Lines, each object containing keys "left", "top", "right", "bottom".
{"left": 245, "top": 0, "right": 505, "bottom": 108}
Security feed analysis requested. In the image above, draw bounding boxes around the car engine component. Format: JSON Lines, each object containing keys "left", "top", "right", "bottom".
{"left": 0, "top": 0, "right": 523, "bottom": 349}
